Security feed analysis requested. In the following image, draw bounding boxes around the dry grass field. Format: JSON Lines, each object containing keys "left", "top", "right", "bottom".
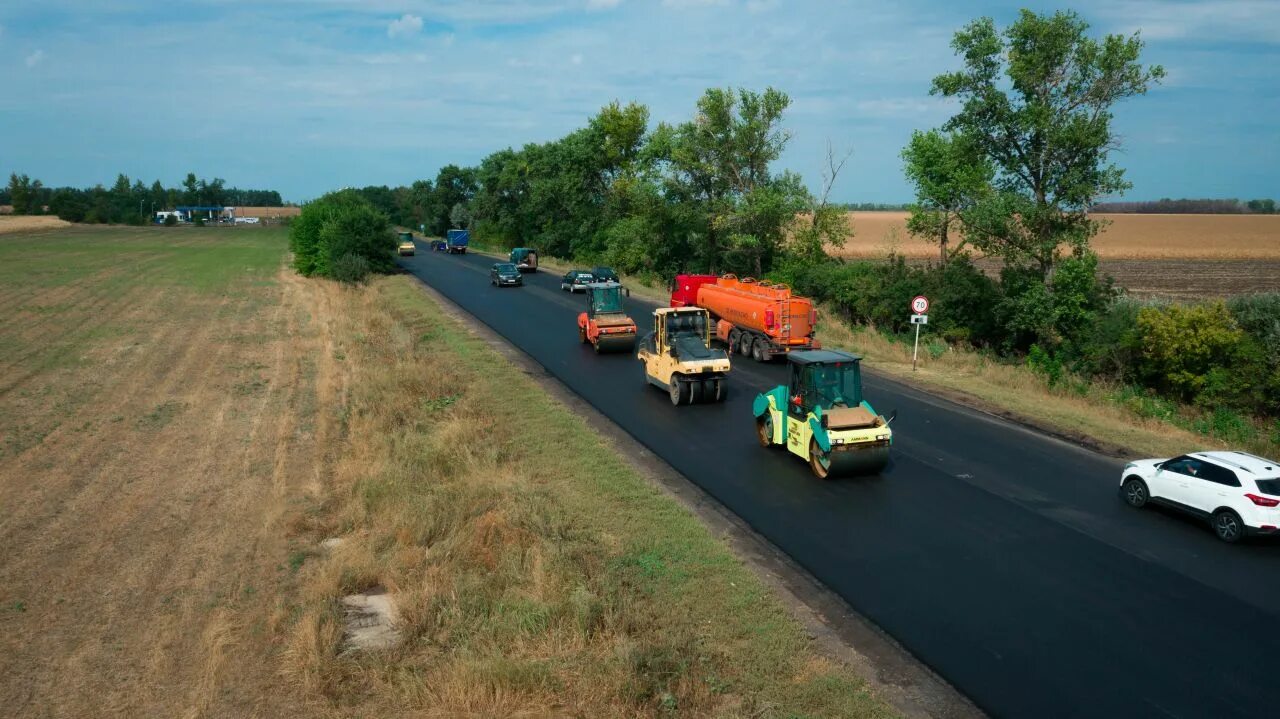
{"left": 0, "top": 215, "right": 72, "bottom": 234}
{"left": 834, "top": 212, "right": 1280, "bottom": 298}
{"left": 0, "top": 226, "right": 325, "bottom": 717}
{"left": 0, "top": 225, "right": 892, "bottom": 718}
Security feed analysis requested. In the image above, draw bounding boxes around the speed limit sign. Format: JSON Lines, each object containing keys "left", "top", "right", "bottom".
{"left": 911, "top": 295, "right": 930, "bottom": 315}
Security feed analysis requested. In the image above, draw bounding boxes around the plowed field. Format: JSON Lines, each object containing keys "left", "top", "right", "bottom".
{"left": 836, "top": 212, "right": 1280, "bottom": 297}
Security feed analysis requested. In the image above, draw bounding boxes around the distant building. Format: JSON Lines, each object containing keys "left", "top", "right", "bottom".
{"left": 226, "top": 206, "right": 301, "bottom": 221}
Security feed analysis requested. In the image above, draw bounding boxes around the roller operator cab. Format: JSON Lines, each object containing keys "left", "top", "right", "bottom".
{"left": 577, "top": 282, "right": 637, "bottom": 353}
{"left": 753, "top": 350, "right": 895, "bottom": 478}
{"left": 638, "top": 307, "right": 730, "bottom": 405}
{"left": 397, "top": 231, "right": 415, "bottom": 256}
{"left": 511, "top": 247, "right": 539, "bottom": 272}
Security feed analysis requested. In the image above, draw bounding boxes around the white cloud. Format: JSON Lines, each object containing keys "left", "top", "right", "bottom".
{"left": 662, "top": 0, "right": 730, "bottom": 7}
{"left": 587, "top": 0, "right": 622, "bottom": 8}
{"left": 25, "top": 49, "right": 44, "bottom": 68}
{"left": 386, "top": 13, "right": 423, "bottom": 39}
{"left": 1095, "top": 0, "right": 1280, "bottom": 43}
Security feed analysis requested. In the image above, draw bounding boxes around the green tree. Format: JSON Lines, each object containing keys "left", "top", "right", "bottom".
{"left": 666, "top": 87, "right": 806, "bottom": 275}
{"left": 8, "top": 173, "right": 35, "bottom": 214}
{"left": 931, "top": 10, "right": 1164, "bottom": 280}
{"left": 430, "top": 165, "right": 478, "bottom": 235}
{"left": 182, "top": 172, "right": 199, "bottom": 205}
{"left": 901, "top": 129, "right": 992, "bottom": 265}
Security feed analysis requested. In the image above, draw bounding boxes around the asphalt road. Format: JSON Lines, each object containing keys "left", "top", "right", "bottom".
{"left": 402, "top": 248, "right": 1280, "bottom": 719}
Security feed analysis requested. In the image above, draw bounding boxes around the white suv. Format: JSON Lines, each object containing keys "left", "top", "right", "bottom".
{"left": 1120, "top": 451, "right": 1280, "bottom": 542}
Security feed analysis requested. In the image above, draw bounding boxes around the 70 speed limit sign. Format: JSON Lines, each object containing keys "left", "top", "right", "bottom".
{"left": 911, "top": 295, "right": 930, "bottom": 315}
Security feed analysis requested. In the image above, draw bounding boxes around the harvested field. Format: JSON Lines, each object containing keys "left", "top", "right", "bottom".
{"left": 834, "top": 212, "right": 1280, "bottom": 297}
{"left": 0, "top": 225, "right": 325, "bottom": 717}
{"left": 0, "top": 225, "right": 892, "bottom": 717}
{"left": 0, "top": 215, "right": 71, "bottom": 234}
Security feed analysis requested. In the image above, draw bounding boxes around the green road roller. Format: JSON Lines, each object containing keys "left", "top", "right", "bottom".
{"left": 752, "top": 350, "right": 894, "bottom": 478}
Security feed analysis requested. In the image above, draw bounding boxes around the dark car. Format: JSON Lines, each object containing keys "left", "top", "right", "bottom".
{"left": 591, "top": 266, "right": 620, "bottom": 283}
{"left": 431, "top": 239, "right": 447, "bottom": 251}
{"left": 490, "top": 262, "right": 523, "bottom": 287}
{"left": 560, "top": 269, "right": 595, "bottom": 293}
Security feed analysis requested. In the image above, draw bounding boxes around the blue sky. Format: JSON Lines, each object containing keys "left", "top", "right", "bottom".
{"left": 2, "top": 1, "right": 1276, "bottom": 203}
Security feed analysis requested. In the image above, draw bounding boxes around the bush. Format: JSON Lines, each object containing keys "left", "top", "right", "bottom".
{"left": 163, "top": 214, "right": 177, "bottom": 227}
{"left": 332, "top": 253, "right": 371, "bottom": 285}
{"left": 1067, "top": 297, "right": 1144, "bottom": 381}
{"left": 1134, "top": 302, "right": 1245, "bottom": 404}
{"left": 290, "top": 190, "right": 396, "bottom": 279}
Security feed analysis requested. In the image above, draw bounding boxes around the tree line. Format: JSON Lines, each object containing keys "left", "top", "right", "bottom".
{"left": 344, "top": 164, "right": 478, "bottom": 237}
{"left": 1091, "top": 198, "right": 1277, "bottom": 214}
{"left": 3, "top": 172, "right": 285, "bottom": 224}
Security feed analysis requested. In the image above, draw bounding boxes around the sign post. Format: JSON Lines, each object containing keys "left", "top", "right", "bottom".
{"left": 910, "top": 295, "right": 930, "bottom": 371}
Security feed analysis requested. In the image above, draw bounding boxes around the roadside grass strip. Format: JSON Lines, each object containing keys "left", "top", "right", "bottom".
{"left": 284, "top": 274, "right": 895, "bottom": 717}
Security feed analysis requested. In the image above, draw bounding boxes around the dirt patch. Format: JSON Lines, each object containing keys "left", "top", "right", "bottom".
{"left": 339, "top": 591, "right": 401, "bottom": 653}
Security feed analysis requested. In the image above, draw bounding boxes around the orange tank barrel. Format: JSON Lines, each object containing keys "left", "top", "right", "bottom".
{"left": 694, "top": 276, "right": 817, "bottom": 346}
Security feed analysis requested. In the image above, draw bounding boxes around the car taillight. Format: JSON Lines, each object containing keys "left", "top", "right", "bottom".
{"left": 1245, "top": 493, "right": 1280, "bottom": 507}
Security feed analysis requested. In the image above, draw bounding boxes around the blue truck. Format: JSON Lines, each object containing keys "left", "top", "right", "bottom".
{"left": 445, "top": 229, "right": 470, "bottom": 254}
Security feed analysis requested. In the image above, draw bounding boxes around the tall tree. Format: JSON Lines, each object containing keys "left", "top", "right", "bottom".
{"left": 182, "top": 173, "right": 199, "bottom": 205}
{"left": 931, "top": 10, "right": 1164, "bottom": 280}
{"left": 901, "top": 129, "right": 993, "bottom": 265}
{"left": 667, "top": 87, "right": 804, "bottom": 275}
{"left": 9, "top": 173, "right": 35, "bottom": 214}
{"left": 430, "top": 165, "right": 478, "bottom": 235}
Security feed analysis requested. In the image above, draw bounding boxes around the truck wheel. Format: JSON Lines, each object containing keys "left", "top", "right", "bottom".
{"left": 756, "top": 414, "right": 775, "bottom": 447}
{"left": 752, "top": 340, "right": 768, "bottom": 362}
{"left": 728, "top": 328, "right": 741, "bottom": 351}
{"left": 669, "top": 377, "right": 688, "bottom": 406}
{"left": 579, "top": 327, "right": 588, "bottom": 344}
{"left": 738, "top": 335, "right": 753, "bottom": 357}
{"left": 593, "top": 339, "right": 602, "bottom": 354}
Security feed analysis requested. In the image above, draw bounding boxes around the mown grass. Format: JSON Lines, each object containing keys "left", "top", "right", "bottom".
{"left": 285, "top": 274, "right": 894, "bottom": 718}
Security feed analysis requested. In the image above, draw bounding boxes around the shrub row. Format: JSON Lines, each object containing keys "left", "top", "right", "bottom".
{"left": 777, "top": 256, "right": 1279, "bottom": 420}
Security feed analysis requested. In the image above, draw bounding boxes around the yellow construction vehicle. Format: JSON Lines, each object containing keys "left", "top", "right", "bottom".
{"left": 637, "top": 307, "right": 730, "bottom": 405}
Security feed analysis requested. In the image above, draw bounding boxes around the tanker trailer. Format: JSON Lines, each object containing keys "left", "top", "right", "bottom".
{"left": 670, "top": 274, "right": 819, "bottom": 362}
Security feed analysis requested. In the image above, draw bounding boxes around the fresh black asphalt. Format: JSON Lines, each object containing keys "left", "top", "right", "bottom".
{"left": 402, "top": 248, "right": 1280, "bottom": 719}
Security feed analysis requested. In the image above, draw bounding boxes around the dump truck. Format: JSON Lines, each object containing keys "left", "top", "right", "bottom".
{"left": 445, "top": 229, "right": 469, "bottom": 254}
{"left": 510, "top": 247, "right": 539, "bottom": 272}
{"left": 577, "top": 282, "right": 637, "bottom": 353}
{"left": 753, "top": 350, "right": 894, "bottom": 478}
{"left": 670, "top": 274, "right": 818, "bottom": 362}
{"left": 637, "top": 307, "right": 730, "bottom": 405}
{"left": 397, "top": 231, "right": 415, "bottom": 256}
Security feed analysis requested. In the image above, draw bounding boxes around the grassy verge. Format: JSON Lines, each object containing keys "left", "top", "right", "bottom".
{"left": 465, "top": 241, "right": 1278, "bottom": 460}
{"left": 285, "top": 273, "right": 894, "bottom": 717}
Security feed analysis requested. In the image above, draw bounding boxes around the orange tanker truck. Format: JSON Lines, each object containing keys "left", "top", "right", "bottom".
{"left": 669, "top": 274, "right": 818, "bottom": 362}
